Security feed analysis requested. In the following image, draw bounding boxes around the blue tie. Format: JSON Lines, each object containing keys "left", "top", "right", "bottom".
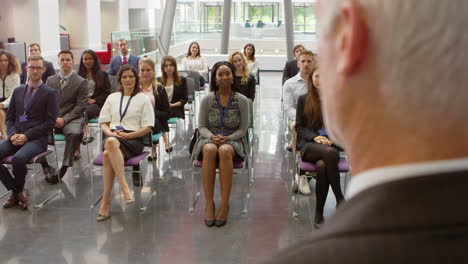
{"left": 25, "top": 86, "right": 34, "bottom": 109}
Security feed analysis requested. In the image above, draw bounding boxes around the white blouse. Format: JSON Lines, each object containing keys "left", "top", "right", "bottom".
{"left": 99, "top": 92, "right": 155, "bottom": 131}
{"left": 164, "top": 84, "right": 174, "bottom": 102}
{"left": 180, "top": 56, "right": 208, "bottom": 77}
{"left": 247, "top": 60, "right": 259, "bottom": 76}
{"left": 0, "top": 73, "right": 20, "bottom": 108}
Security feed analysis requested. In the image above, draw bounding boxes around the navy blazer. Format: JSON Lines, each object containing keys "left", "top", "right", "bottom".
{"left": 6, "top": 84, "right": 59, "bottom": 148}
{"left": 107, "top": 55, "right": 140, "bottom": 76}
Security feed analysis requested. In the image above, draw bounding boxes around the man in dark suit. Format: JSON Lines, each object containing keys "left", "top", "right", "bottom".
{"left": 282, "top": 44, "right": 305, "bottom": 85}
{"left": 0, "top": 55, "right": 58, "bottom": 209}
{"left": 266, "top": 0, "right": 468, "bottom": 263}
{"left": 19, "top": 43, "right": 56, "bottom": 84}
{"left": 42, "top": 50, "right": 88, "bottom": 183}
{"left": 107, "top": 39, "right": 140, "bottom": 75}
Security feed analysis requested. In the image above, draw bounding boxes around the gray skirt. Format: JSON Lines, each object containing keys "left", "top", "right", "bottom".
{"left": 193, "top": 137, "right": 245, "bottom": 161}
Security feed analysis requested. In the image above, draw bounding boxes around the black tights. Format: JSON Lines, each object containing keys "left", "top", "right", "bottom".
{"left": 301, "top": 143, "right": 344, "bottom": 215}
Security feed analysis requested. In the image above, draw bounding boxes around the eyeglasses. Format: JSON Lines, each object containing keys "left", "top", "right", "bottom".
{"left": 28, "top": 66, "right": 44, "bottom": 71}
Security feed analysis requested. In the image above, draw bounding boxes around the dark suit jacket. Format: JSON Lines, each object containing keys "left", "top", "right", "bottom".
{"left": 282, "top": 59, "right": 299, "bottom": 85}
{"left": 153, "top": 84, "right": 170, "bottom": 132}
{"left": 20, "top": 60, "right": 55, "bottom": 84}
{"left": 107, "top": 55, "right": 140, "bottom": 76}
{"left": 157, "top": 76, "right": 188, "bottom": 119}
{"left": 6, "top": 84, "right": 58, "bottom": 148}
{"left": 265, "top": 170, "right": 468, "bottom": 264}
{"left": 235, "top": 74, "right": 256, "bottom": 101}
{"left": 46, "top": 72, "right": 88, "bottom": 123}
{"left": 295, "top": 94, "right": 323, "bottom": 150}
{"left": 84, "top": 70, "right": 111, "bottom": 108}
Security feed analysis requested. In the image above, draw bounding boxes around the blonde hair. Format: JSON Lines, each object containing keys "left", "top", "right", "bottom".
{"left": 228, "top": 51, "right": 250, "bottom": 85}
{"left": 139, "top": 56, "right": 159, "bottom": 95}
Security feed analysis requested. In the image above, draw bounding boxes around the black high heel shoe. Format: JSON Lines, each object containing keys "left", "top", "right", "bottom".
{"left": 215, "top": 206, "right": 229, "bottom": 227}
{"left": 205, "top": 202, "right": 215, "bottom": 227}
{"left": 314, "top": 214, "right": 324, "bottom": 229}
{"left": 165, "top": 146, "right": 173, "bottom": 153}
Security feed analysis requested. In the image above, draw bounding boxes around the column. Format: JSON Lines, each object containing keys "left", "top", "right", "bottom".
{"left": 283, "top": 0, "right": 295, "bottom": 61}
{"left": 159, "top": 0, "right": 177, "bottom": 55}
{"left": 220, "top": 0, "right": 232, "bottom": 54}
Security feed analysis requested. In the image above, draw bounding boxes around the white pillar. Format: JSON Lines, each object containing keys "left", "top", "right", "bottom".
{"left": 119, "top": 0, "right": 130, "bottom": 32}
{"left": 86, "top": 0, "right": 102, "bottom": 50}
{"left": 65, "top": 0, "right": 102, "bottom": 50}
{"left": 37, "top": 0, "right": 61, "bottom": 57}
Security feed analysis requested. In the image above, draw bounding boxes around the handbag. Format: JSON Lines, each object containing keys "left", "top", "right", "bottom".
{"left": 189, "top": 128, "right": 200, "bottom": 155}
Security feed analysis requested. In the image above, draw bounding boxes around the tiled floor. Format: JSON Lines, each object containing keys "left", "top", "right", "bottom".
{"left": 0, "top": 72, "right": 345, "bottom": 264}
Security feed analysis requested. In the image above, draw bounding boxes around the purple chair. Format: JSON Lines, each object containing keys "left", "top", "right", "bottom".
{"left": 292, "top": 154, "right": 351, "bottom": 217}
{"left": 0, "top": 132, "right": 60, "bottom": 210}
{"left": 91, "top": 132, "right": 155, "bottom": 212}
{"left": 190, "top": 144, "right": 252, "bottom": 215}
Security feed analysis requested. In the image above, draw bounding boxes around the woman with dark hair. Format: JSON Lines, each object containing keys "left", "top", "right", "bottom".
{"left": 191, "top": 61, "right": 249, "bottom": 227}
{"left": 157, "top": 56, "right": 188, "bottom": 122}
{"left": 180, "top": 42, "right": 208, "bottom": 86}
{"left": 139, "top": 57, "right": 172, "bottom": 152}
{"left": 0, "top": 50, "right": 21, "bottom": 141}
{"left": 96, "top": 64, "right": 155, "bottom": 221}
{"left": 75, "top": 50, "right": 111, "bottom": 158}
{"left": 243, "top": 43, "right": 258, "bottom": 75}
{"left": 228, "top": 51, "right": 256, "bottom": 101}
{"left": 295, "top": 67, "right": 344, "bottom": 228}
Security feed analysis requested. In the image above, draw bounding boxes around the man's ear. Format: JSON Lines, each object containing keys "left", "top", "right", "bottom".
{"left": 336, "top": 0, "right": 369, "bottom": 75}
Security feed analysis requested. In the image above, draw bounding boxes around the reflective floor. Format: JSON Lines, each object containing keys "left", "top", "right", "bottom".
{"left": 0, "top": 72, "right": 344, "bottom": 264}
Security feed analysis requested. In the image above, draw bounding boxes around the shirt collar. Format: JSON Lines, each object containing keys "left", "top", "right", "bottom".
{"left": 120, "top": 54, "right": 130, "bottom": 60}
{"left": 27, "top": 80, "right": 43, "bottom": 90}
{"left": 292, "top": 72, "right": 306, "bottom": 82}
{"left": 346, "top": 157, "right": 468, "bottom": 199}
{"left": 60, "top": 71, "right": 73, "bottom": 80}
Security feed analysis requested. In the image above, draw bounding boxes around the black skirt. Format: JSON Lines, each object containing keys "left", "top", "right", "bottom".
{"left": 103, "top": 133, "right": 144, "bottom": 160}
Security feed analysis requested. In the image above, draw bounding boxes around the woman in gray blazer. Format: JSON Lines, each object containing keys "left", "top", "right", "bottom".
{"left": 191, "top": 61, "right": 249, "bottom": 228}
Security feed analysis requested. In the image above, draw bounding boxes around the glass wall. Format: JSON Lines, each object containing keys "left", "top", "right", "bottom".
{"left": 293, "top": 2, "right": 316, "bottom": 33}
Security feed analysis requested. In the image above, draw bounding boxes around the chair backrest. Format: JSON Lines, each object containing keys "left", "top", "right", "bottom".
{"left": 179, "top": 70, "right": 201, "bottom": 87}
{"left": 142, "top": 132, "right": 153, "bottom": 147}
{"left": 255, "top": 68, "right": 260, "bottom": 85}
{"left": 185, "top": 77, "right": 196, "bottom": 102}
{"left": 109, "top": 75, "right": 118, "bottom": 93}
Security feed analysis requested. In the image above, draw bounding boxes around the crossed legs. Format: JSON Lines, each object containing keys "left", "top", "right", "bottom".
{"left": 98, "top": 137, "right": 133, "bottom": 217}
{"left": 202, "top": 143, "right": 234, "bottom": 221}
{"left": 0, "top": 110, "right": 7, "bottom": 141}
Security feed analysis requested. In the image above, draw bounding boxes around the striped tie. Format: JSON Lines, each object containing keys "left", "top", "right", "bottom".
{"left": 60, "top": 77, "right": 66, "bottom": 89}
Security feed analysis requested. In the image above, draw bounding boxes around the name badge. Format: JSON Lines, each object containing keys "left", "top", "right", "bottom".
{"left": 19, "top": 114, "right": 29, "bottom": 123}
{"left": 116, "top": 125, "right": 125, "bottom": 131}
{"left": 218, "top": 130, "right": 228, "bottom": 136}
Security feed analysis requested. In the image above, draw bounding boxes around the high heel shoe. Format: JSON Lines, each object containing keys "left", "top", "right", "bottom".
{"left": 215, "top": 206, "right": 229, "bottom": 227}
{"left": 314, "top": 214, "right": 324, "bottom": 229}
{"left": 165, "top": 146, "right": 173, "bottom": 153}
{"left": 205, "top": 202, "right": 216, "bottom": 227}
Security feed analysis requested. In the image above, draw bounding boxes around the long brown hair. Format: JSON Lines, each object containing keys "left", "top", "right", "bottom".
{"left": 304, "top": 67, "right": 322, "bottom": 128}
{"left": 0, "top": 50, "right": 21, "bottom": 75}
{"left": 159, "top": 56, "right": 182, "bottom": 86}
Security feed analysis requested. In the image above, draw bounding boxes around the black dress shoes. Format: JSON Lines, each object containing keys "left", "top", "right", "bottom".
{"left": 17, "top": 190, "right": 30, "bottom": 210}
{"left": 165, "top": 147, "right": 173, "bottom": 153}
{"left": 215, "top": 206, "right": 229, "bottom": 227}
{"left": 205, "top": 202, "right": 216, "bottom": 227}
{"left": 44, "top": 166, "right": 59, "bottom": 184}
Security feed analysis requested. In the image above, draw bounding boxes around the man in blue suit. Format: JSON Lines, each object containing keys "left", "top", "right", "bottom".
{"left": 107, "top": 39, "right": 140, "bottom": 75}
{"left": 0, "top": 55, "right": 58, "bottom": 210}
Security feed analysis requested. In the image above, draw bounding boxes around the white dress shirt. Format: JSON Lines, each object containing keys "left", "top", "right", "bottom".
{"left": 180, "top": 56, "right": 208, "bottom": 77}
{"left": 282, "top": 72, "right": 307, "bottom": 121}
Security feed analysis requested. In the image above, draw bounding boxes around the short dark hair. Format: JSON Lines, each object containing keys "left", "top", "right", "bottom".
{"left": 186, "top": 42, "right": 201, "bottom": 57}
{"left": 28, "top": 43, "right": 41, "bottom": 52}
{"left": 209, "top": 61, "right": 239, "bottom": 93}
{"left": 293, "top": 44, "right": 304, "bottom": 53}
{"left": 58, "top": 50, "right": 74, "bottom": 60}
{"left": 116, "top": 64, "right": 140, "bottom": 96}
{"left": 27, "top": 55, "right": 45, "bottom": 67}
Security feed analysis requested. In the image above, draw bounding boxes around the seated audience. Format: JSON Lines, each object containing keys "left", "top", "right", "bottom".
{"left": 283, "top": 50, "right": 315, "bottom": 152}
{"left": 157, "top": 56, "right": 188, "bottom": 121}
{"left": 139, "top": 57, "right": 172, "bottom": 152}
{"left": 180, "top": 42, "right": 208, "bottom": 86}
{"left": 190, "top": 61, "right": 249, "bottom": 227}
{"left": 76, "top": 49, "right": 111, "bottom": 157}
{"left": 243, "top": 43, "right": 259, "bottom": 76}
{"left": 228, "top": 51, "right": 256, "bottom": 101}
{"left": 20, "top": 43, "right": 55, "bottom": 84}
{"left": 282, "top": 44, "right": 305, "bottom": 85}
{"left": 295, "top": 67, "right": 344, "bottom": 227}
{"left": 108, "top": 39, "right": 140, "bottom": 76}
{"left": 97, "top": 64, "right": 154, "bottom": 221}
{"left": 42, "top": 50, "right": 88, "bottom": 183}
{"left": 0, "top": 50, "right": 21, "bottom": 141}
{"left": 0, "top": 55, "right": 58, "bottom": 210}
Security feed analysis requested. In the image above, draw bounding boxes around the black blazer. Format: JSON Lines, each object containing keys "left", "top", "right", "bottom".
{"left": 264, "top": 170, "right": 468, "bottom": 264}
{"left": 153, "top": 84, "right": 170, "bottom": 132}
{"left": 84, "top": 70, "right": 111, "bottom": 108}
{"left": 295, "top": 94, "right": 323, "bottom": 150}
{"left": 157, "top": 76, "right": 188, "bottom": 119}
{"left": 6, "top": 84, "right": 58, "bottom": 148}
{"left": 282, "top": 59, "right": 299, "bottom": 85}
{"left": 235, "top": 74, "right": 256, "bottom": 101}
{"left": 20, "top": 60, "right": 55, "bottom": 84}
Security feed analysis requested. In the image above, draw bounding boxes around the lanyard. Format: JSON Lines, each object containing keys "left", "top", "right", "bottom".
{"left": 119, "top": 94, "right": 134, "bottom": 123}
{"left": 216, "top": 92, "right": 233, "bottom": 130}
